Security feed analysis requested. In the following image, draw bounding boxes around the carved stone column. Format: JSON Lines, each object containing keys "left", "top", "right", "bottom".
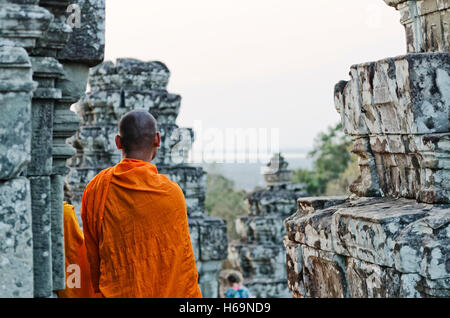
{"left": 50, "top": 0, "right": 105, "bottom": 295}
{"left": 0, "top": 0, "right": 52, "bottom": 298}
{"left": 26, "top": 0, "right": 74, "bottom": 297}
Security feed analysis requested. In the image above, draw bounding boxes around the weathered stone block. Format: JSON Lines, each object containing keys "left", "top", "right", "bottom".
{"left": 0, "top": 46, "right": 35, "bottom": 180}
{"left": 296, "top": 196, "right": 347, "bottom": 214}
{"left": 76, "top": 125, "right": 120, "bottom": 168}
{"left": 89, "top": 59, "right": 170, "bottom": 92}
{"left": 301, "top": 245, "right": 347, "bottom": 298}
{"left": 58, "top": 0, "right": 105, "bottom": 67}
{"left": 400, "top": 273, "right": 450, "bottom": 297}
{"left": 285, "top": 197, "right": 349, "bottom": 252}
{"left": 247, "top": 184, "right": 305, "bottom": 217}
{"left": 286, "top": 209, "right": 335, "bottom": 252}
{"left": 418, "top": 133, "right": 450, "bottom": 203}
{"left": 331, "top": 198, "right": 432, "bottom": 267}
{"left": 188, "top": 220, "right": 200, "bottom": 261}
{"left": 230, "top": 244, "right": 286, "bottom": 281}
{"left": 284, "top": 238, "right": 304, "bottom": 298}
{"left": 0, "top": 177, "right": 33, "bottom": 298}
{"left": 198, "top": 217, "right": 228, "bottom": 261}
{"left": 77, "top": 90, "right": 180, "bottom": 127}
{"left": 335, "top": 54, "right": 449, "bottom": 136}
{"left": 394, "top": 208, "right": 450, "bottom": 280}
{"left": 0, "top": 2, "right": 53, "bottom": 49}
{"left": 284, "top": 196, "right": 450, "bottom": 298}
{"left": 236, "top": 216, "right": 285, "bottom": 244}
{"left": 346, "top": 257, "right": 401, "bottom": 297}
{"left": 190, "top": 219, "right": 226, "bottom": 298}
{"left": 245, "top": 279, "right": 292, "bottom": 298}
{"left": 0, "top": 91, "right": 33, "bottom": 180}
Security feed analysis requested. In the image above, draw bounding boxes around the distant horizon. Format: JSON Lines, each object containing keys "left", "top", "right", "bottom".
{"left": 188, "top": 148, "right": 310, "bottom": 164}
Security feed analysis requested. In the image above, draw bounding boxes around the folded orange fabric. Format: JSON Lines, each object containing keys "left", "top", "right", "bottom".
{"left": 57, "top": 202, "right": 102, "bottom": 298}
{"left": 81, "top": 158, "right": 202, "bottom": 298}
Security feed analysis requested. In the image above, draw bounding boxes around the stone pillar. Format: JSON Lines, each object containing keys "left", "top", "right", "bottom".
{"left": 24, "top": 0, "right": 76, "bottom": 297}
{"left": 67, "top": 58, "right": 228, "bottom": 298}
{"left": 25, "top": 0, "right": 73, "bottom": 297}
{"left": 284, "top": 0, "right": 449, "bottom": 298}
{"left": 28, "top": 55, "right": 66, "bottom": 297}
{"left": 0, "top": 0, "right": 104, "bottom": 298}
{"left": 0, "top": 0, "right": 52, "bottom": 298}
{"left": 228, "top": 154, "right": 307, "bottom": 298}
{"left": 51, "top": 0, "right": 105, "bottom": 295}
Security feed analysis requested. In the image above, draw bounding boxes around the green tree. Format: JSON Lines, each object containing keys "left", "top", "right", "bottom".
{"left": 205, "top": 174, "right": 248, "bottom": 241}
{"left": 325, "top": 154, "right": 360, "bottom": 196}
{"left": 292, "top": 122, "right": 357, "bottom": 196}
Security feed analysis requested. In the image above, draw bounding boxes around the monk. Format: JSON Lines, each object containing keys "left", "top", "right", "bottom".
{"left": 57, "top": 202, "right": 101, "bottom": 298}
{"left": 81, "top": 110, "right": 202, "bottom": 298}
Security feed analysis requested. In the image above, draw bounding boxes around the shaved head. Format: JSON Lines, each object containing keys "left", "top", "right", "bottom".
{"left": 118, "top": 110, "right": 158, "bottom": 155}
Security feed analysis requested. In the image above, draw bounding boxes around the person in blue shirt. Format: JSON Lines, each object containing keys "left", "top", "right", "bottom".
{"left": 224, "top": 272, "right": 251, "bottom": 298}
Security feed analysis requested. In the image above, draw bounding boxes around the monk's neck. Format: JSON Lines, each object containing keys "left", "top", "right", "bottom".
{"left": 122, "top": 152, "right": 153, "bottom": 163}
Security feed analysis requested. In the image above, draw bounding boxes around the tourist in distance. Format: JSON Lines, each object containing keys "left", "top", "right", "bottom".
{"left": 224, "top": 272, "right": 252, "bottom": 298}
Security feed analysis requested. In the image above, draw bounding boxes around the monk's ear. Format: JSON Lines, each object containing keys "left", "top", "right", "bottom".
{"left": 154, "top": 132, "right": 161, "bottom": 148}
{"left": 115, "top": 135, "right": 123, "bottom": 150}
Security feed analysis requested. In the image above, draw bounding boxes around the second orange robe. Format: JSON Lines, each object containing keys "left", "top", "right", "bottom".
{"left": 57, "top": 202, "right": 101, "bottom": 298}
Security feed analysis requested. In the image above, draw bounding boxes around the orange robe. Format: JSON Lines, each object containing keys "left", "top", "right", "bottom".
{"left": 57, "top": 202, "right": 102, "bottom": 298}
{"left": 81, "top": 158, "right": 202, "bottom": 298}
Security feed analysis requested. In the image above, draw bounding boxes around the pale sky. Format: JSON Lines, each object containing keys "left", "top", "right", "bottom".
{"left": 104, "top": 0, "right": 405, "bottom": 151}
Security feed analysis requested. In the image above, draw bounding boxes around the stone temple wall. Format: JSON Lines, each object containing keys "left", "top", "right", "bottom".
{"left": 0, "top": 0, "right": 105, "bottom": 297}
{"left": 228, "top": 154, "right": 307, "bottom": 297}
{"left": 284, "top": 0, "right": 449, "bottom": 298}
{"left": 66, "top": 59, "right": 228, "bottom": 298}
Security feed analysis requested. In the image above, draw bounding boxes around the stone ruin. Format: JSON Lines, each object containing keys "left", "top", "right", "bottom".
{"left": 65, "top": 59, "right": 228, "bottom": 298}
{"left": 228, "top": 153, "right": 307, "bottom": 297}
{"left": 284, "top": 0, "right": 449, "bottom": 298}
{"left": 0, "top": 0, "right": 105, "bottom": 297}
